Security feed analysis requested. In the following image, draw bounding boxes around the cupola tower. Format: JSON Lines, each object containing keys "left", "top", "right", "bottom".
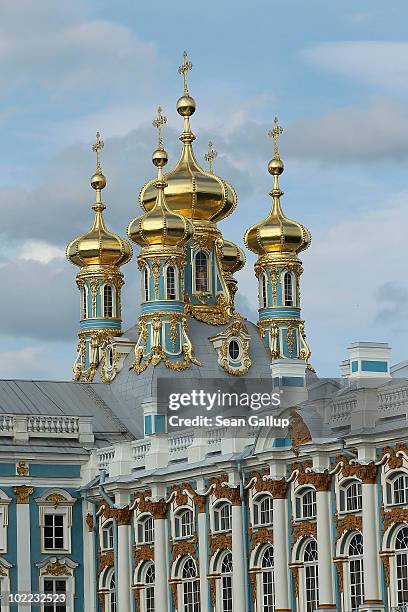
{"left": 127, "top": 108, "right": 200, "bottom": 373}
{"left": 66, "top": 133, "right": 132, "bottom": 381}
{"left": 244, "top": 118, "right": 312, "bottom": 365}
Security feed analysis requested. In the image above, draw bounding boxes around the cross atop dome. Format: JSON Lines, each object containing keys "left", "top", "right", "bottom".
{"left": 178, "top": 50, "right": 193, "bottom": 96}
{"left": 268, "top": 116, "right": 283, "bottom": 160}
{"left": 92, "top": 131, "right": 104, "bottom": 174}
{"left": 152, "top": 106, "right": 167, "bottom": 150}
{"left": 205, "top": 141, "right": 217, "bottom": 174}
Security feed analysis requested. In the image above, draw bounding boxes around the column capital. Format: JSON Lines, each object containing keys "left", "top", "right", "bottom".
{"left": 104, "top": 505, "right": 132, "bottom": 525}
{"left": 13, "top": 485, "right": 33, "bottom": 504}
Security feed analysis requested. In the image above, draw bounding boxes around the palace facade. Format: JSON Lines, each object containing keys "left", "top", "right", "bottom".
{"left": 1, "top": 52, "right": 408, "bottom": 612}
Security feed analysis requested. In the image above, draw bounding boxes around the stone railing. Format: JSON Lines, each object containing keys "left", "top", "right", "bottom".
{"left": 97, "top": 447, "right": 116, "bottom": 471}
{"left": 378, "top": 385, "right": 408, "bottom": 418}
{"left": 131, "top": 439, "right": 151, "bottom": 467}
{"left": 330, "top": 398, "right": 356, "bottom": 426}
{"left": 0, "top": 413, "right": 94, "bottom": 443}
{"left": 169, "top": 430, "right": 195, "bottom": 457}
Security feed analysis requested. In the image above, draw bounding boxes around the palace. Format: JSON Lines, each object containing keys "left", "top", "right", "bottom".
{"left": 1, "top": 52, "right": 408, "bottom": 612}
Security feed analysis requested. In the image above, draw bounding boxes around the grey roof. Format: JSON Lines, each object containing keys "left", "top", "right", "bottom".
{"left": 98, "top": 317, "right": 272, "bottom": 437}
{"left": 0, "top": 379, "right": 132, "bottom": 443}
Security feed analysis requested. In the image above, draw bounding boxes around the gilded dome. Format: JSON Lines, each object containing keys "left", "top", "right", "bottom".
{"left": 139, "top": 102, "right": 237, "bottom": 224}
{"left": 67, "top": 174, "right": 132, "bottom": 269}
{"left": 128, "top": 143, "right": 193, "bottom": 249}
{"left": 244, "top": 157, "right": 311, "bottom": 257}
{"left": 221, "top": 239, "right": 246, "bottom": 274}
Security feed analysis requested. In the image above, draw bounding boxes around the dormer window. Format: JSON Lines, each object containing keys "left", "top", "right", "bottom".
{"left": 228, "top": 339, "right": 240, "bottom": 361}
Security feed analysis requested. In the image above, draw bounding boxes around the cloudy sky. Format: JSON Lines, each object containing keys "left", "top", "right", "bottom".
{"left": 1, "top": 0, "right": 408, "bottom": 379}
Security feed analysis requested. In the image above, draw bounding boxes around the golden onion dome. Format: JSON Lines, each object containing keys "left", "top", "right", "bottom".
{"left": 244, "top": 118, "right": 311, "bottom": 257}
{"left": 221, "top": 239, "right": 246, "bottom": 275}
{"left": 66, "top": 133, "right": 133, "bottom": 269}
{"left": 139, "top": 52, "right": 237, "bottom": 224}
{"left": 128, "top": 108, "right": 194, "bottom": 250}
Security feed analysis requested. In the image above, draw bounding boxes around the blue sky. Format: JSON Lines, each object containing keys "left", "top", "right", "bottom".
{"left": 1, "top": 0, "right": 408, "bottom": 379}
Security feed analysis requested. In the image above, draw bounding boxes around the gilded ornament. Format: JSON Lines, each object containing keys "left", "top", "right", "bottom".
{"left": 16, "top": 461, "right": 29, "bottom": 476}
{"left": 381, "top": 504, "right": 408, "bottom": 535}
{"left": 98, "top": 551, "right": 114, "bottom": 573}
{"left": 45, "top": 561, "right": 71, "bottom": 577}
{"left": 210, "top": 533, "right": 232, "bottom": 556}
{"left": 85, "top": 513, "right": 94, "bottom": 532}
{"left": 335, "top": 455, "right": 378, "bottom": 485}
{"left": 134, "top": 545, "right": 154, "bottom": 566}
{"left": 45, "top": 493, "right": 65, "bottom": 509}
{"left": 291, "top": 519, "right": 317, "bottom": 544}
{"left": 382, "top": 554, "right": 390, "bottom": 587}
{"left": 249, "top": 527, "right": 273, "bottom": 553}
{"left": 288, "top": 411, "right": 312, "bottom": 455}
{"left": 13, "top": 485, "right": 33, "bottom": 504}
{"left": 334, "top": 559, "right": 344, "bottom": 593}
{"left": 334, "top": 512, "right": 362, "bottom": 540}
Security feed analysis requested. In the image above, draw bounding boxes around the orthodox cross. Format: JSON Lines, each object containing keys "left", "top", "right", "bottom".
{"left": 204, "top": 141, "right": 218, "bottom": 174}
{"left": 178, "top": 50, "right": 193, "bottom": 96}
{"left": 152, "top": 106, "right": 167, "bottom": 150}
{"left": 268, "top": 116, "right": 283, "bottom": 159}
{"left": 92, "top": 131, "right": 104, "bottom": 173}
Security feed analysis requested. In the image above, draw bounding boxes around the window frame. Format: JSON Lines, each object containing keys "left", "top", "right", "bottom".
{"left": 260, "top": 272, "right": 268, "bottom": 308}
{"left": 102, "top": 284, "right": 114, "bottom": 318}
{"left": 101, "top": 520, "right": 114, "bottom": 552}
{"left": 165, "top": 264, "right": 178, "bottom": 300}
{"left": 295, "top": 487, "right": 317, "bottom": 521}
{"left": 253, "top": 493, "right": 273, "bottom": 528}
{"left": 213, "top": 501, "right": 232, "bottom": 534}
{"left": 137, "top": 514, "right": 154, "bottom": 546}
{"left": 193, "top": 250, "right": 210, "bottom": 294}
{"left": 174, "top": 508, "right": 194, "bottom": 540}
{"left": 282, "top": 271, "right": 295, "bottom": 307}
{"left": 388, "top": 471, "right": 408, "bottom": 506}
{"left": 339, "top": 479, "right": 362, "bottom": 514}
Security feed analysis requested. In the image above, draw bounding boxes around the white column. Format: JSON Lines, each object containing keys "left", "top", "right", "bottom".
{"left": 272, "top": 495, "right": 291, "bottom": 611}
{"left": 83, "top": 506, "right": 97, "bottom": 612}
{"left": 197, "top": 500, "right": 209, "bottom": 611}
{"left": 316, "top": 487, "right": 336, "bottom": 610}
{"left": 232, "top": 503, "right": 246, "bottom": 612}
{"left": 13, "top": 486, "right": 32, "bottom": 593}
{"left": 360, "top": 471, "right": 385, "bottom": 611}
{"left": 154, "top": 504, "right": 169, "bottom": 612}
{"left": 117, "top": 508, "right": 132, "bottom": 612}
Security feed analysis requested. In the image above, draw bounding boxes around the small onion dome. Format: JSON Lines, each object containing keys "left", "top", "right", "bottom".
{"left": 128, "top": 148, "right": 193, "bottom": 249}
{"left": 244, "top": 158, "right": 311, "bottom": 256}
{"left": 221, "top": 239, "right": 246, "bottom": 275}
{"left": 139, "top": 98, "right": 237, "bottom": 224}
{"left": 66, "top": 172, "right": 133, "bottom": 268}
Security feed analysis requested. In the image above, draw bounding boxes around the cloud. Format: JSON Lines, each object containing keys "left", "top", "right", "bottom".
{"left": 19, "top": 240, "right": 64, "bottom": 263}
{"left": 0, "top": 0, "right": 157, "bottom": 96}
{"left": 302, "top": 41, "right": 408, "bottom": 92}
{"left": 0, "top": 343, "right": 74, "bottom": 380}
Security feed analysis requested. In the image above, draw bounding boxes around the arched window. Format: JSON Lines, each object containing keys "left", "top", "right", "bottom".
{"left": 101, "top": 521, "right": 114, "bottom": 551}
{"left": 261, "top": 546, "right": 275, "bottom": 612}
{"left": 253, "top": 494, "right": 273, "bottom": 527}
{"left": 144, "top": 267, "right": 150, "bottom": 301}
{"left": 137, "top": 515, "right": 154, "bottom": 545}
{"left": 195, "top": 251, "right": 208, "bottom": 293}
{"left": 181, "top": 558, "right": 200, "bottom": 612}
{"left": 340, "top": 480, "right": 362, "bottom": 512}
{"left": 166, "top": 266, "right": 177, "bottom": 300}
{"left": 175, "top": 509, "right": 194, "bottom": 539}
{"left": 144, "top": 564, "right": 155, "bottom": 612}
{"left": 283, "top": 272, "right": 294, "bottom": 307}
{"left": 104, "top": 285, "right": 113, "bottom": 317}
{"left": 106, "top": 572, "right": 116, "bottom": 612}
{"left": 303, "top": 540, "right": 318, "bottom": 612}
{"left": 261, "top": 273, "right": 268, "bottom": 308}
{"left": 396, "top": 526, "right": 408, "bottom": 606}
{"left": 214, "top": 502, "right": 232, "bottom": 533}
{"left": 228, "top": 340, "right": 240, "bottom": 361}
{"left": 82, "top": 286, "right": 88, "bottom": 319}
{"left": 390, "top": 472, "right": 408, "bottom": 505}
{"left": 296, "top": 488, "right": 316, "bottom": 520}
{"left": 220, "top": 552, "right": 233, "bottom": 612}
{"left": 348, "top": 533, "right": 364, "bottom": 612}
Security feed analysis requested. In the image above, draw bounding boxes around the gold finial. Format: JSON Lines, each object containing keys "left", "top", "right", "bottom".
{"left": 152, "top": 106, "right": 167, "bottom": 151}
{"left": 204, "top": 141, "right": 218, "bottom": 174}
{"left": 268, "top": 116, "right": 283, "bottom": 160}
{"left": 92, "top": 131, "right": 104, "bottom": 173}
{"left": 178, "top": 50, "right": 193, "bottom": 96}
